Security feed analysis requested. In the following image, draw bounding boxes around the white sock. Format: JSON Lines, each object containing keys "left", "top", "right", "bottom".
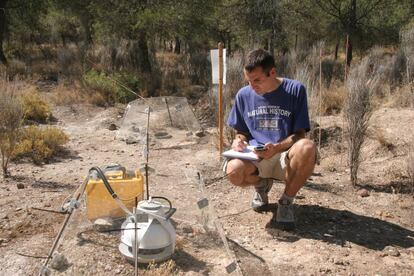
{"left": 280, "top": 193, "right": 294, "bottom": 204}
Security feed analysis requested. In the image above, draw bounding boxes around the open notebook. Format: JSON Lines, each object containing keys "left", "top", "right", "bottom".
{"left": 222, "top": 145, "right": 259, "bottom": 161}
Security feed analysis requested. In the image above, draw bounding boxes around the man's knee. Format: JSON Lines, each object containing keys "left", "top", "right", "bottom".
{"left": 226, "top": 159, "right": 245, "bottom": 186}
{"left": 291, "top": 138, "right": 317, "bottom": 162}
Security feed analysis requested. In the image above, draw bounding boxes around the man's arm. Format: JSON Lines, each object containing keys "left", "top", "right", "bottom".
{"left": 255, "top": 129, "right": 306, "bottom": 159}
{"left": 273, "top": 129, "right": 306, "bottom": 152}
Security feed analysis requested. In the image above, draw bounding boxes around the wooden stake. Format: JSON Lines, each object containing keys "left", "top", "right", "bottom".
{"left": 218, "top": 42, "right": 224, "bottom": 156}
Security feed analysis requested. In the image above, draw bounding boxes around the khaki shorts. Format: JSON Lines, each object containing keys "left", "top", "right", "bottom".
{"left": 223, "top": 150, "right": 290, "bottom": 181}
{"left": 254, "top": 150, "right": 289, "bottom": 180}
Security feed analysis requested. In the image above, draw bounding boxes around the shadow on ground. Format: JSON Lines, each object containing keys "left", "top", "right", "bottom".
{"left": 6, "top": 174, "right": 76, "bottom": 190}
{"left": 173, "top": 249, "right": 208, "bottom": 273}
{"left": 265, "top": 204, "right": 414, "bottom": 251}
{"left": 357, "top": 181, "right": 414, "bottom": 195}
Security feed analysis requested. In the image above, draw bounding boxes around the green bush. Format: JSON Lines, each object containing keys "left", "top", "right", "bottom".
{"left": 21, "top": 89, "right": 51, "bottom": 123}
{"left": 13, "top": 126, "right": 69, "bottom": 165}
{"left": 83, "top": 69, "right": 140, "bottom": 104}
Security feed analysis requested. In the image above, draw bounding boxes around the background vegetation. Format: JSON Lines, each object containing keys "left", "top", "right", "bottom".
{"left": 0, "top": 0, "right": 413, "bottom": 185}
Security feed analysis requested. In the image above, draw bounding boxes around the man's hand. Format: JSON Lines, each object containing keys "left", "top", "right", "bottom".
{"left": 254, "top": 142, "right": 283, "bottom": 159}
{"left": 231, "top": 137, "right": 248, "bottom": 152}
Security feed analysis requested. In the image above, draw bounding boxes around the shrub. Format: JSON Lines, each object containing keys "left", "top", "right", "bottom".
{"left": 390, "top": 50, "right": 406, "bottom": 86}
{"left": 321, "top": 58, "right": 343, "bottom": 87}
{"left": 320, "top": 84, "right": 346, "bottom": 115}
{"left": 183, "top": 50, "right": 211, "bottom": 86}
{"left": 401, "top": 24, "right": 414, "bottom": 84}
{"left": 390, "top": 83, "right": 414, "bottom": 108}
{"left": 223, "top": 52, "right": 245, "bottom": 144}
{"left": 344, "top": 57, "right": 378, "bottom": 186}
{"left": 21, "top": 89, "right": 51, "bottom": 123}
{"left": 83, "top": 69, "right": 139, "bottom": 104}
{"left": 52, "top": 84, "right": 85, "bottom": 105}
{"left": 6, "top": 59, "right": 27, "bottom": 78}
{"left": 293, "top": 64, "right": 318, "bottom": 122}
{"left": 57, "top": 43, "right": 82, "bottom": 78}
{"left": 13, "top": 126, "right": 69, "bottom": 165}
{"left": 0, "top": 79, "right": 24, "bottom": 177}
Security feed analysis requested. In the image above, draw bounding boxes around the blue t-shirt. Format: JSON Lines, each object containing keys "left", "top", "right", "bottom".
{"left": 227, "top": 78, "right": 310, "bottom": 146}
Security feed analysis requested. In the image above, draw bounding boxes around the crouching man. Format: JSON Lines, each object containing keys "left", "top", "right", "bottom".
{"left": 226, "top": 49, "right": 316, "bottom": 230}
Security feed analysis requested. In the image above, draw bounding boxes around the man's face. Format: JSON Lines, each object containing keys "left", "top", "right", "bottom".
{"left": 244, "top": 67, "right": 277, "bottom": 95}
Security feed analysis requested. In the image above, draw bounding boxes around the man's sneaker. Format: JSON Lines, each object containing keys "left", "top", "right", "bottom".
{"left": 276, "top": 198, "right": 295, "bottom": 230}
{"left": 251, "top": 178, "right": 273, "bottom": 212}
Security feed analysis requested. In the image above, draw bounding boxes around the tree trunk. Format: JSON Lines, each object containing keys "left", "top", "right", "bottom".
{"left": 174, "top": 36, "right": 180, "bottom": 54}
{"left": 0, "top": 0, "right": 9, "bottom": 66}
{"left": 346, "top": 39, "right": 353, "bottom": 67}
{"left": 138, "top": 30, "right": 151, "bottom": 73}
{"left": 79, "top": 13, "right": 92, "bottom": 46}
{"left": 294, "top": 33, "right": 298, "bottom": 52}
{"left": 334, "top": 40, "right": 339, "bottom": 60}
{"left": 226, "top": 32, "right": 231, "bottom": 56}
{"left": 268, "top": 35, "right": 274, "bottom": 57}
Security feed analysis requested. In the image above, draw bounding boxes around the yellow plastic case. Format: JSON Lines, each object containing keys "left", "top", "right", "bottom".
{"left": 86, "top": 168, "right": 144, "bottom": 221}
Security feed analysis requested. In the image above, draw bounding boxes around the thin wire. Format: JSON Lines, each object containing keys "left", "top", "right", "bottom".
{"left": 16, "top": 252, "right": 48, "bottom": 259}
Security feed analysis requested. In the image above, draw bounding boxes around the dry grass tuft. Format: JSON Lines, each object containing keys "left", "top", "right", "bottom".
{"left": 21, "top": 88, "right": 52, "bottom": 123}
{"left": 320, "top": 83, "right": 346, "bottom": 115}
{"left": 141, "top": 259, "right": 177, "bottom": 276}
{"left": 0, "top": 78, "right": 24, "bottom": 177}
{"left": 401, "top": 25, "right": 414, "bottom": 84}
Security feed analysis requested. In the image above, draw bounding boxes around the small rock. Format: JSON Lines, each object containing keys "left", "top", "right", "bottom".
{"left": 383, "top": 246, "right": 400, "bottom": 257}
{"left": 357, "top": 188, "right": 370, "bottom": 197}
{"left": 50, "top": 252, "right": 70, "bottom": 271}
{"left": 125, "top": 136, "right": 139, "bottom": 144}
{"left": 15, "top": 207, "right": 22, "bottom": 212}
{"left": 130, "top": 126, "right": 140, "bottom": 133}
{"left": 108, "top": 123, "right": 118, "bottom": 131}
{"left": 333, "top": 258, "right": 347, "bottom": 265}
{"left": 195, "top": 129, "right": 205, "bottom": 137}
{"left": 154, "top": 132, "right": 172, "bottom": 139}
{"left": 182, "top": 225, "right": 193, "bottom": 234}
{"left": 1, "top": 214, "right": 8, "bottom": 220}
{"left": 16, "top": 183, "right": 25, "bottom": 189}
{"left": 94, "top": 218, "right": 114, "bottom": 232}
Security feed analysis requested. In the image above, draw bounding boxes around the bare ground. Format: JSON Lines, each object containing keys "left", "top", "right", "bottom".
{"left": 1, "top": 100, "right": 413, "bottom": 275}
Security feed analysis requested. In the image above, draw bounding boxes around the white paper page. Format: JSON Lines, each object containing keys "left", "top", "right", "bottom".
{"left": 222, "top": 146, "right": 259, "bottom": 161}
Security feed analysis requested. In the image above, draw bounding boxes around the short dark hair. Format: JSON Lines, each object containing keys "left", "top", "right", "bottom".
{"left": 244, "top": 49, "right": 275, "bottom": 74}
